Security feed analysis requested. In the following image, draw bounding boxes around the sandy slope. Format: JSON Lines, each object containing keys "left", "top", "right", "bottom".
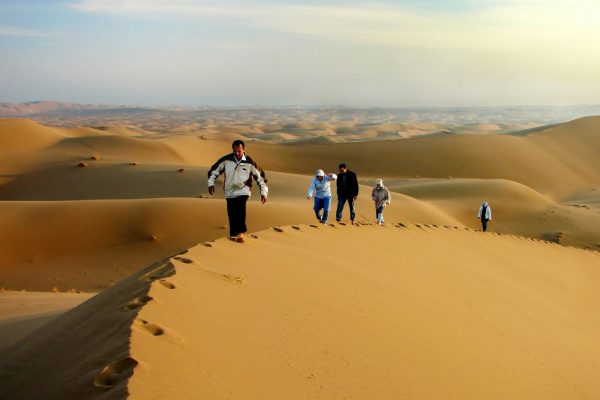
{"left": 1, "top": 225, "right": 599, "bottom": 399}
{"left": 0, "top": 116, "right": 599, "bottom": 292}
{"left": 0, "top": 184, "right": 460, "bottom": 291}
{"left": 0, "top": 291, "right": 92, "bottom": 353}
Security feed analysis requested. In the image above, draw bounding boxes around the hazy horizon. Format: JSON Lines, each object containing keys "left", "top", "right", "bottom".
{"left": 2, "top": 1, "right": 600, "bottom": 107}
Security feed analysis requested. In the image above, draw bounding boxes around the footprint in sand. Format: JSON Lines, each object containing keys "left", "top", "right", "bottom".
{"left": 309, "top": 224, "right": 318, "bottom": 228}
{"left": 396, "top": 222, "right": 407, "bottom": 228}
{"left": 222, "top": 274, "right": 245, "bottom": 284}
{"left": 94, "top": 357, "right": 139, "bottom": 388}
{"left": 251, "top": 234, "right": 259, "bottom": 239}
{"left": 292, "top": 226, "right": 301, "bottom": 230}
{"left": 273, "top": 227, "right": 284, "bottom": 232}
{"left": 174, "top": 256, "right": 193, "bottom": 264}
{"left": 138, "top": 319, "right": 165, "bottom": 336}
{"left": 124, "top": 295, "right": 153, "bottom": 311}
{"left": 159, "top": 279, "right": 176, "bottom": 289}
{"left": 338, "top": 222, "right": 347, "bottom": 226}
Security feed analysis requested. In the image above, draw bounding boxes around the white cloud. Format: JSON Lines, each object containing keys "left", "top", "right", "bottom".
{"left": 51, "top": 1, "right": 600, "bottom": 106}
{"left": 66, "top": 1, "right": 600, "bottom": 54}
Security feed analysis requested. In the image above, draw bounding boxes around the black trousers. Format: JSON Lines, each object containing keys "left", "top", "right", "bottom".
{"left": 482, "top": 219, "right": 488, "bottom": 232}
{"left": 226, "top": 196, "right": 249, "bottom": 236}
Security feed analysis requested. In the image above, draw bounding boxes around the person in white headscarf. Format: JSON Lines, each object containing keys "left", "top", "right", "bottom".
{"left": 477, "top": 201, "right": 492, "bottom": 231}
{"left": 371, "top": 179, "right": 391, "bottom": 225}
{"left": 307, "top": 169, "right": 337, "bottom": 224}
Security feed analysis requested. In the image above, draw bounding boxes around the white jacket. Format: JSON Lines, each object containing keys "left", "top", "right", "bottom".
{"left": 477, "top": 202, "right": 492, "bottom": 220}
{"left": 308, "top": 174, "right": 337, "bottom": 199}
{"left": 207, "top": 153, "right": 268, "bottom": 198}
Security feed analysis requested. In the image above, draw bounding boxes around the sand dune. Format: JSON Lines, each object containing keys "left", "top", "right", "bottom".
{"left": 0, "top": 180, "right": 462, "bottom": 291}
{"left": 0, "top": 119, "right": 66, "bottom": 153}
{"left": 0, "top": 291, "right": 92, "bottom": 353}
{"left": 383, "top": 178, "right": 600, "bottom": 248}
{"left": 0, "top": 112, "right": 599, "bottom": 399}
{"left": 247, "top": 118, "right": 600, "bottom": 199}
{"left": 1, "top": 225, "right": 599, "bottom": 399}
{"left": 0, "top": 116, "right": 599, "bottom": 293}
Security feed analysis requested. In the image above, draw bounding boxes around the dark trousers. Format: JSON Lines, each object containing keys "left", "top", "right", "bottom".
{"left": 481, "top": 219, "right": 488, "bottom": 232}
{"left": 226, "top": 196, "right": 249, "bottom": 236}
{"left": 336, "top": 195, "right": 356, "bottom": 221}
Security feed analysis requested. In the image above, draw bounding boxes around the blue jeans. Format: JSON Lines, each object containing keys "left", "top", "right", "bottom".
{"left": 376, "top": 205, "right": 384, "bottom": 222}
{"left": 314, "top": 197, "right": 331, "bottom": 223}
{"left": 336, "top": 196, "right": 356, "bottom": 221}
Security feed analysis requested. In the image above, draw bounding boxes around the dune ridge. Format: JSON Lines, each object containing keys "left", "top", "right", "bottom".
{"left": 1, "top": 224, "right": 599, "bottom": 399}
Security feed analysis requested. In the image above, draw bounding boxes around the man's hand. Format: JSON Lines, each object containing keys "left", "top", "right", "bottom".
{"left": 261, "top": 195, "right": 268, "bottom": 204}
{"left": 307, "top": 196, "right": 312, "bottom": 200}
{"left": 353, "top": 196, "right": 358, "bottom": 200}
{"left": 208, "top": 186, "right": 215, "bottom": 195}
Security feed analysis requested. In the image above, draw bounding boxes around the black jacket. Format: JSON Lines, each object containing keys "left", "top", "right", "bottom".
{"left": 336, "top": 170, "right": 359, "bottom": 197}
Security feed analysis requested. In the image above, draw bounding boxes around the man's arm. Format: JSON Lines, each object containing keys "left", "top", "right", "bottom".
{"left": 207, "top": 156, "right": 228, "bottom": 195}
{"left": 351, "top": 172, "right": 359, "bottom": 198}
{"left": 307, "top": 180, "right": 316, "bottom": 199}
{"left": 248, "top": 161, "right": 268, "bottom": 203}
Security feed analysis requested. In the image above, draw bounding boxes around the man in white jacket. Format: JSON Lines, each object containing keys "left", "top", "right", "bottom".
{"left": 307, "top": 169, "right": 337, "bottom": 224}
{"left": 208, "top": 140, "right": 268, "bottom": 242}
{"left": 477, "top": 201, "right": 492, "bottom": 232}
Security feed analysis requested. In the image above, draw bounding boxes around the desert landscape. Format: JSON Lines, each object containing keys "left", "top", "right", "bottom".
{"left": 0, "top": 104, "right": 599, "bottom": 399}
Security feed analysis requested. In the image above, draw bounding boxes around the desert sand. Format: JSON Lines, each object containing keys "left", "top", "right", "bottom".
{"left": 1, "top": 225, "right": 600, "bottom": 399}
{"left": 0, "top": 113, "right": 599, "bottom": 399}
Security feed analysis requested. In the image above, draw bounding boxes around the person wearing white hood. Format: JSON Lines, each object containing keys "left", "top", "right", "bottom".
{"left": 477, "top": 201, "right": 492, "bottom": 232}
{"left": 371, "top": 179, "right": 391, "bottom": 225}
{"left": 307, "top": 169, "right": 337, "bottom": 224}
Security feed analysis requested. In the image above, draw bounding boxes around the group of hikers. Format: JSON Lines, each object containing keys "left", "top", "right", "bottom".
{"left": 208, "top": 140, "right": 492, "bottom": 242}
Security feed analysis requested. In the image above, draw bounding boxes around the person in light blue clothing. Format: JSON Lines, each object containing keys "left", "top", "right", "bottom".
{"left": 307, "top": 169, "right": 337, "bottom": 224}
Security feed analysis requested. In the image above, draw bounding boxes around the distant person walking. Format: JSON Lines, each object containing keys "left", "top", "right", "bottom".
{"left": 371, "top": 179, "right": 391, "bottom": 225}
{"left": 207, "top": 140, "right": 268, "bottom": 242}
{"left": 477, "top": 201, "right": 492, "bottom": 232}
{"left": 336, "top": 163, "right": 359, "bottom": 224}
{"left": 307, "top": 169, "right": 337, "bottom": 224}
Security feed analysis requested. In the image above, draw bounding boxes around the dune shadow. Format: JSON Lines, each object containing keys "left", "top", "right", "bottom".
{"left": 0, "top": 257, "right": 176, "bottom": 399}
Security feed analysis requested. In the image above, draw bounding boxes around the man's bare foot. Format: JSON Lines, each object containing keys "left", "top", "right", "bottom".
{"left": 351, "top": 220, "right": 355, "bottom": 225}
{"left": 235, "top": 233, "right": 245, "bottom": 243}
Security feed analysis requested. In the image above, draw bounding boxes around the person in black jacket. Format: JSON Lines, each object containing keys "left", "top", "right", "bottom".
{"left": 335, "top": 163, "right": 359, "bottom": 224}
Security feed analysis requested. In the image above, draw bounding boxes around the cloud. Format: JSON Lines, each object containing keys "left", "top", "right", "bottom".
{"left": 66, "top": 1, "right": 600, "bottom": 52}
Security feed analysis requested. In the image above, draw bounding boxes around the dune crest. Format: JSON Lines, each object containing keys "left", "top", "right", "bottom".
{"left": 2, "top": 225, "right": 599, "bottom": 399}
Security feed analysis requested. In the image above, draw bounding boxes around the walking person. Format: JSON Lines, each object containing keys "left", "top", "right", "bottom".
{"left": 207, "top": 140, "right": 268, "bottom": 243}
{"left": 335, "top": 163, "right": 359, "bottom": 224}
{"left": 477, "top": 201, "right": 492, "bottom": 232}
{"left": 307, "top": 169, "right": 337, "bottom": 224}
{"left": 371, "top": 179, "right": 391, "bottom": 225}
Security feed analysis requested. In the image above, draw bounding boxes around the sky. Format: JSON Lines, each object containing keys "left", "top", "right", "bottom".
{"left": 1, "top": 0, "right": 600, "bottom": 107}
